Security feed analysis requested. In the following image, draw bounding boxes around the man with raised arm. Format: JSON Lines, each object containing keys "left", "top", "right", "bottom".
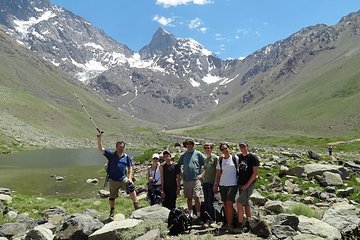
{"left": 97, "top": 133, "right": 141, "bottom": 220}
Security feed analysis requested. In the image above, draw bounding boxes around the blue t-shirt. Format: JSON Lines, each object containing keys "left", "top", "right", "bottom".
{"left": 104, "top": 150, "right": 132, "bottom": 181}
{"left": 177, "top": 150, "right": 205, "bottom": 181}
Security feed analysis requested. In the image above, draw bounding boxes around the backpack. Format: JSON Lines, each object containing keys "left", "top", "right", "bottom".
{"left": 167, "top": 208, "right": 191, "bottom": 235}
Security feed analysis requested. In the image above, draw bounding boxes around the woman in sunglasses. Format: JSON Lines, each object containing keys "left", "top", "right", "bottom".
{"left": 213, "top": 143, "right": 239, "bottom": 232}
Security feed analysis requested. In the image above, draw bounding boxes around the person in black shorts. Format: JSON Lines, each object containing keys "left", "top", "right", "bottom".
{"left": 160, "top": 150, "right": 181, "bottom": 210}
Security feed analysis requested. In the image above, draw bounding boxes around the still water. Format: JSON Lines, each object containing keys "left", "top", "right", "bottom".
{"left": 0, "top": 148, "right": 138, "bottom": 198}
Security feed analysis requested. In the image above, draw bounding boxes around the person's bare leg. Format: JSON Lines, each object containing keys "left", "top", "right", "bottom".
{"left": 237, "top": 202, "right": 244, "bottom": 225}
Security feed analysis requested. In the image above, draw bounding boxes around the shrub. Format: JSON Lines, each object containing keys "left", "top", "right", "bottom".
{"left": 285, "top": 203, "right": 322, "bottom": 219}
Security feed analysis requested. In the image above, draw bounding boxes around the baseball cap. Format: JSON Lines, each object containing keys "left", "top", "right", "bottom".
{"left": 239, "top": 142, "right": 248, "bottom": 147}
{"left": 152, "top": 153, "right": 160, "bottom": 159}
{"left": 183, "top": 138, "right": 195, "bottom": 147}
{"left": 162, "top": 150, "right": 171, "bottom": 156}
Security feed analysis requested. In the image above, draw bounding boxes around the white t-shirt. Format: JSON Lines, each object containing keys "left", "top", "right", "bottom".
{"left": 216, "top": 156, "right": 238, "bottom": 186}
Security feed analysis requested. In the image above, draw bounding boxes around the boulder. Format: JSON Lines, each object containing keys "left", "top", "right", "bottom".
{"left": 303, "top": 164, "right": 348, "bottom": 179}
{"left": 307, "top": 150, "right": 321, "bottom": 160}
{"left": 0, "top": 188, "right": 11, "bottom": 196}
{"left": 250, "top": 190, "right": 268, "bottom": 206}
{"left": 321, "top": 201, "right": 360, "bottom": 239}
{"left": 298, "top": 215, "right": 341, "bottom": 239}
{"left": 89, "top": 219, "right": 142, "bottom": 240}
{"left": 54, "top": 214, "right": 104, "bottom": 240}
{"left": 316, "top": 172, "right": 343, "bottom": 187}
{"left": 273, "top": 213, "right": 299, "bottom": 230}
{"left": 0, "top": 194, "right": 12, "bottom": 204}
{"left": 130, "top": 204, "right": 170, "bottom": 222}
{"left": 337, "top": 187, "right": 355, "bottom": 197}
{"left": 272, "top": 225, "right": 297, "bottom": 239}
{"left": 250, "top": 218, "right": 271, "bottom": 238}
{"left": 25, "top": 225, "right": 54, "bottom": 240}
{"left": 264, "top": 200, "right": 284, "bottom": 214}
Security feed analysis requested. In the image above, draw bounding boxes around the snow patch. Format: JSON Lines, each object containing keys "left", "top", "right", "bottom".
{"left": 14, "top": 10, "right": 57, "bottom": 38}
{"left": 202, "top": 74, "right": 223, "bottom": 84}
{"left": 189, "top": 78, "right": 200, "bottom": 87}
{"left": 84, "top": 42, "right": 104, "bottom": 50}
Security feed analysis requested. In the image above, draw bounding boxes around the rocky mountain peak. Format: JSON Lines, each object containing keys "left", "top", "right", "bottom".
{"left": 0, "top": 0, "right": 51, "bottom": 27}
{"left": 139, "top": 27, "right": 176, "bottom": 59}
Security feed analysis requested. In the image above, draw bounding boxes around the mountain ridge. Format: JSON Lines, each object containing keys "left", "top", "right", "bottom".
{"left": 0, "top": 0, "right": 359, "bottom": 142}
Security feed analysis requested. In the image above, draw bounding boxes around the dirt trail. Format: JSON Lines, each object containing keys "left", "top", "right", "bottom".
{"left": 327, "top": 138, "right": 360, "bottom": 146}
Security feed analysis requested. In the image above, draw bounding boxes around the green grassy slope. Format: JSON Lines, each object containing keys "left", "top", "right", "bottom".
{"left": 0, "top": 29, "right": 160, "bottom": 152}
{"left": 170, "top": 34, "right": 360, "bottom": 145}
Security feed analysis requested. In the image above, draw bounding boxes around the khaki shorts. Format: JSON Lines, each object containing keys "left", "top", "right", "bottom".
{"left": 183, "top": 180, "right": 202, "bottom": 198}
{"left": 109, "top": 178, "right": 128, "bottom": 199}
{"left": 237, "top": 182, "right": 255, "bottom": 205}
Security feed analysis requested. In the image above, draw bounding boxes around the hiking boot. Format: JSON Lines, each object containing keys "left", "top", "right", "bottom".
{"left": 243, "top": 221, "right": 250, "bottom": 233}
{"left": 133, "top": 202, "right": 143, "bottom": 210}
{"left": 232, "top": 225, "right": 243, "bottom": 234}
{"left": 209, "top": 221, "right": 218, "bottom": 228}
{"left": 109, "top": 209, "right": 115, "bottom": 221}
{"left": 220, "top": 224, "right": 233, "bottom": 233}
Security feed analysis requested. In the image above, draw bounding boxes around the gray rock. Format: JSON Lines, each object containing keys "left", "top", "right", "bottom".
{"left": 272, "top": 225, "right": 297, "bottom": 239}
{"left": 25, "top": 226, "right": 54, "bottom": 240}
{"left": 0, "top": 194, "right": 12, "bottom": 203}
{"left": 316, "top": 172, "right": 343, "bottom": 187}
{"left": 130, "top": 204, "right": 170, "bottom": 222}
{"left": 264, "top": 200, "right": 284, "bottom": 214}
{"left": 336, "top": 187, "right": 355, "bottom": 197}
{"left": 42, "top": 206, "right": 66, "bottom": 218}
{"left": 286, "top": 166, "right": 305, "bottom": 177}
{"left": 344, "top": 161, "right": 360, "bottom": 172}
{"left": 250, "top": 190, "right": 268, "bottom": 206}
{"left": 98, "top": 190, "right": 110, "bottom": 198}
{"left": 303, "top": 196, "right": 316, "bottom": 204}
{"left": 0, "top": 188, "right": 11, "bottom": 196}
{"left": 273, "top": 213, "right": 299, "bottom": 230}
{"left": 304, "top": 164, "right": 348, "bottom": 179}
{"left": 298, "top": 215, "right": 341, "bottom": 239}
{"left": 89, "top": 219, "right": 142, "bottom": 240}
{"left": 321, "top": 201, "right": 360, "bottom": 239}
{"left": 54, "top": 214, "right": 104, "bottom": 240}
{"left": 0, "top": 220, "right": 38, "bottom": 239}
{"left": 250, "top": 218, "right": 271, "bottom": 238}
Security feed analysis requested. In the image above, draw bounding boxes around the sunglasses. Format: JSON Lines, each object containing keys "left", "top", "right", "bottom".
{"left": 204, "top": 147, "right": 211, "bottom": 150}
{"left": 220, "top": 147, "right": 228, "bottom": 151}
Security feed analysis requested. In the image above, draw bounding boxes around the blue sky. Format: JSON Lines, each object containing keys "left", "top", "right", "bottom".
{"left": 50, "top": 0, "right": 360, "bottom": 59}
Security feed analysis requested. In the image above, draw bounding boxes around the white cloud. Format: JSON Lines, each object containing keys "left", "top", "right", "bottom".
{"left": 156, "top": 0, "right": 213, "bottom": 8}
{"left": 215, "top": 33, "right": 224, "bottom": 41}
{"left": 236, "top": 28, "right": 250, "bottom": 35}
{"left": 199, "top": 27, "right": 207, "bottom": 33}
{"left": 153, "top": 15, "right": 174, "bottom": 26}
{"left": 188, "top": 18, "right": 202, "bottom": 29}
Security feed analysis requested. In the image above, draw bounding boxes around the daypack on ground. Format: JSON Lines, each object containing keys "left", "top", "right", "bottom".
{"left": 167, "top": 208, "right": 191, "bottom": 235}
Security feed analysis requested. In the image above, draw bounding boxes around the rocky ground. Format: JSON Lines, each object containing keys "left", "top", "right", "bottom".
{"left": 1, "top": 144, "right": 360, "bottom": 239}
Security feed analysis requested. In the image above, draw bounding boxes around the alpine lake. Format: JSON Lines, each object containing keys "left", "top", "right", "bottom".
{"left": 0, "top": 148, "right": 138, "bottom": 198}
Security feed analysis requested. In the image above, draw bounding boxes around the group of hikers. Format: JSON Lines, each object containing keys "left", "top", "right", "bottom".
{"left": 97, "top": 133, "right": 260, "bottom": 233}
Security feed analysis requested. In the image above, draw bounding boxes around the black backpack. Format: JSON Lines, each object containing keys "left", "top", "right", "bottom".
{"left": 167, "top": 208, "right": 191, "bottom": 235}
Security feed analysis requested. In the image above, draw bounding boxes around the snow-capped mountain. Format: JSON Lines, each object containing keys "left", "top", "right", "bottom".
{"left": 2, "top": 0, "right": 359, "bottom": 129}
{"left": 0, "top": 0, "right": 236, "bottom": 126}
{"left": 0, "top": 0, "right": 134, "bottom": 82}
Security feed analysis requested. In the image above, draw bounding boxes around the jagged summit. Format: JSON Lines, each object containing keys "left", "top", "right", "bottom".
{"left": 139, "top": 27, "right": 176, "bottom": 58}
